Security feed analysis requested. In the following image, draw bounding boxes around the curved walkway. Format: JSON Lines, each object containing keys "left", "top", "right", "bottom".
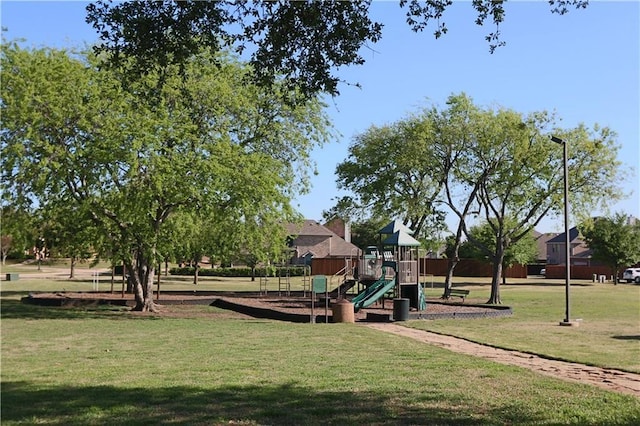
{"left": 365, "top": 322, "right": 640, "bottom": 398}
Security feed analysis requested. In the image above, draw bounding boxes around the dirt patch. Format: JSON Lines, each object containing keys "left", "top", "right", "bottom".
{"left": 366, "top": 323, "right": 640, "bottom": 398}
{"left": 24, "top": 292, "right": 498, "bottom": 320}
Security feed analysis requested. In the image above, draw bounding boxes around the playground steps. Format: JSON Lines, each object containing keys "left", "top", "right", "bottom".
{"left": 329, "top": 279, "right": 357, "bottom": 298}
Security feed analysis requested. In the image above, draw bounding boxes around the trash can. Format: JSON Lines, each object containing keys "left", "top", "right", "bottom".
{"left": 332, "top": 299, "right": 355, "bottom": 323}
{"left": 393, "top": 298, "right": 410, "bottom": 321}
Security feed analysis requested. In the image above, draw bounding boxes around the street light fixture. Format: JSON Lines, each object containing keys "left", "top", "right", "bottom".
{"left": 550, "top": 135, "right": 576, "bottom": 326}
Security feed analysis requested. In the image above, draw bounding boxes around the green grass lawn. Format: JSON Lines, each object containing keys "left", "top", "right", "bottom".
{"left": 2, "top": 267, "right": 639, "bottom": 424}
{"left": 419, "top": 280, "right": 640, "bottom": 373}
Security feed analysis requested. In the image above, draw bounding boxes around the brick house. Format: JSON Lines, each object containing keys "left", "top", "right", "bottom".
{"left": 284, "top": 220, "right": 361, "bottom": 265}
{"left": 546, "top": 226, "right": 594, "bottom": 266}
{"left": 534, "top": 231, "right": 558, "bottom": 263}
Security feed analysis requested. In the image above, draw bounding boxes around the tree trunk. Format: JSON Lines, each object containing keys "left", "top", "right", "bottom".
{"left": 121, "top": 261, "right": 126, "bottom": 297}
{"left": 444, "top": 221, "right": 465, "bottom": 298}
{"left": 156, "top": 263, "right": 161, "bottom": 300}
{"left": 193, "top": 263, "right": 199, "bottom": 285}
{"left": 69, "top": 256, "right": 76, "bottom": 279}
{"left": 132, "top": 271, "right": 157, "bottom": 312}
{"left": 127, "top": 250, "right": 158, "bottom": 312}
{"left": 443, "top": 258, "right": 457, "bottom": 298}
{"left": 487, "top": 246, "right": 506, "bottom": 304}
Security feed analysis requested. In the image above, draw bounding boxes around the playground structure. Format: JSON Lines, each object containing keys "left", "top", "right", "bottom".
{"left": 350, "top": 220, "right": 425, "bottom": 312}
{"left": 257, "top": 219, "right": 429, "bottom": 316}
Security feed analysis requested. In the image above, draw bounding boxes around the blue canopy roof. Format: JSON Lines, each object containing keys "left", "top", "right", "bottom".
{"left": 382, "top": 230, "right": 421, "bottom": 247}
{"left": 378, "top": 219, "right": 414, "bottom": 235}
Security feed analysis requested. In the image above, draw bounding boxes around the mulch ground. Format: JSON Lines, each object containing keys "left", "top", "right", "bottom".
{"left": 23, "top": 291, "right": 496, "bottom": 321}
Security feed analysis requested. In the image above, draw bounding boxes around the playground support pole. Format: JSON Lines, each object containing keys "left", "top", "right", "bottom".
{"left": 325, "top": 285, "right": 329, "bottom": 324}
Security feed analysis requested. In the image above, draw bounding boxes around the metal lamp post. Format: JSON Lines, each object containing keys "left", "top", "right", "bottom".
{"left": 551, "top": 136, "right": 576, "bottom": 326}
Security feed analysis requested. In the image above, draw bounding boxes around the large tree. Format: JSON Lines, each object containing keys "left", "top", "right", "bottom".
{"left": 580, "top": 214, "right": 640, "bottom": 284}
{"left": 332, "top": 93, "right": 624, "bottom": 304}
{"left": 1, "top": 43, "right": 329, "bottom": 311}
{"left": 85, "top": 0, "right": 588, "bottom": 98}
{"left": 441, "top": 94, "right": 622, "bottom": 303}
{"left": 0, "top": 204, "right": 35, "bottom": 264}
{"left": 334, "top": 112, "right": 447, "bottom": 239}
{"left": 458, "top": 220, "right": 538, "bottom": 286}
{"left": 38, "top": 200, "right": 98, "bottom": 278}
{"left": 434, "top": 94, "right": 488, "bottom": 297}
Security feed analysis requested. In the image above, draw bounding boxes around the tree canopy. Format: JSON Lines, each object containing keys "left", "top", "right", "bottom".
{"left": 85, "top": 0, "right": 589, "bottom": 97}
{"left": 334, "top": 113, "right": 447, "bottom": 239}
{"left": 457, "top": 220, "right": 538, "bottom": 282}
{"left": 333, "top": 93, "right": 624, "bottom": 303}
{"left": 580, "top": 214, "right": 640, "bottom": 283}
{"left": 0, "top": 204, "right": 35, "bottom": 264}
{"left": 1, "top": 42, "right": 330, "bottom": 311}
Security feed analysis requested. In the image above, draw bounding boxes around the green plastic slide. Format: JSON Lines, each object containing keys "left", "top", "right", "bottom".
{"left": 352, "top": 278, "right": 396, "bottom": 312}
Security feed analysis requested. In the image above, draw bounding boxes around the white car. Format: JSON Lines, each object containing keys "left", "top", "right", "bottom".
{"left": 622, "top": 268, "right": 640, "bottom": 283}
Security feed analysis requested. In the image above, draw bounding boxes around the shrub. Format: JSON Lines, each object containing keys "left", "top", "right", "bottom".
{"left": 169, "top": 266, "right": 308, "bottom": 277}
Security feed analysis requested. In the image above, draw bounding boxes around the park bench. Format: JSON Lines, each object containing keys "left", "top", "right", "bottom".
{"left": 448, "top": 289, "right": 470, "bottom": 302}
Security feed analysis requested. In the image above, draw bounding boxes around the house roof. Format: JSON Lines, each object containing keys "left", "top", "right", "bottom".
{"left": 285, "top": 220, "right": 334, "bottom": 237}
{"left": 573, "top": 248, "right": 593, "bottom": 258}
{"left": 286, "top": 220, "right": 361, "bottom": 257}
{"left": 327, "top": 236, "right": 362, "bottom": 257}
{"left": 379, "top": 219, "right": 415, "bottom": 235}
{"left": 547, "top": 227, "right": 580, "bottom": 244}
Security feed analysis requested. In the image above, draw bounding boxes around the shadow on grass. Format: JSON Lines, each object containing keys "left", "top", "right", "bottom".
{"left": 5, "top": 380, "right": 629, "bottom": 426}
{"left": 0, "top": 299, "right": 153, "bottom": 321}
{"left": 425, "top": 282, "right": 595, "bottom": 289}
{"left": 612, "top": 335, "right": 640, "bottom": 341}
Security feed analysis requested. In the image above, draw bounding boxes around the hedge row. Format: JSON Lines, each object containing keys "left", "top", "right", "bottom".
{"left": 169, "top": 266, "right": 309, "bottom": 277}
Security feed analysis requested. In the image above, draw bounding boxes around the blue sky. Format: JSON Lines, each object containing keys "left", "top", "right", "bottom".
{"left": 2, "top": 1, "right": 639, "bottom": 233}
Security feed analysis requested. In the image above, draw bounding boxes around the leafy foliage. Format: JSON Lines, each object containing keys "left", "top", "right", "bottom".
{"left": 86, "top": 0, "right": 589, "bottom": 97}
{"left": 458, "top": 221, "right": 538, "bottom": 269}
{"left": 580, "top": 214, "right": 640, "bottom": 282}
{"left": 169, "top": 266, "right": 308, "bottom": 278}
{"left": 0, "top": 204, "right": 36, "bottom": 263}
{"left": 332, "top": 93, "right": 624, "bottom": 303}
{"left": 38, "top": 201, "right": 99, "bottom": 277}
{"left": 335, "top": 112, "right": 447, "bottom": 240}
{"left": 438, "top": 94, "right": 623, "bottom": 303}
{"left": 86, "top": 0, "right": 383, "bottom": 97}
{"left": 1, "top": 42, "right": 329, "bottom": 310}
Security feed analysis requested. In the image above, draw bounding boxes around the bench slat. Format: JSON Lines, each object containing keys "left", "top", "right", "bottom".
{"left": 448, "top": 289, "right": 470, "bottom": 302}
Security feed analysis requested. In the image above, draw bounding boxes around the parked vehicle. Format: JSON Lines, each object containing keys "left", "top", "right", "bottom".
{"left": 622, "top": 268, "right": 640, "bottom": 283}
{"left": 540, "top": 268, "right": 546, "bottom": 276}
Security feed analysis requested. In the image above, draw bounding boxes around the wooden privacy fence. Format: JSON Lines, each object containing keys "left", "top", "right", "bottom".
{"left": 419, "top": 258, "right": 527, "bottom": 278}
{"left": 310, "top": 257, "right": 630, "bottom": 280}
{"left": 311, "top": 257, "right": 527, "bottom": 278}
{"left": 310, "top": 257, "right": 352, "bottom": 276}
{"left": 545, "top": 265, "right": 616, "bottom": 280}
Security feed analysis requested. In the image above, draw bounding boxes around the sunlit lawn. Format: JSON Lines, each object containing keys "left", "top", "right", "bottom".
{"left": 418, "top": 278, "right": 640, "bottom": 373}
{"left": 1, "top": 264, "right": 639, "bottom": 424}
